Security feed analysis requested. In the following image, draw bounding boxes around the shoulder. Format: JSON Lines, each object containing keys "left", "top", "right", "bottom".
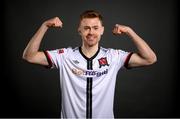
{"left": 48, "top": 47, "right": 78, "bottom": 54}
{"left": 100, "top": 47, "right": 113, "bottom": 54}
{"left": 100, "top": 47, "right": 126, "bottom": 55}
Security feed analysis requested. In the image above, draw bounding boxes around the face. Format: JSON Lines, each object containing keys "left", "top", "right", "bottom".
{"left": 78, "top": 18, "right": 104, "bottom": 47}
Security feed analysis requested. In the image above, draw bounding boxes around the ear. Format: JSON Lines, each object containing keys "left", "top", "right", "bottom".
{"left": 78, "top": 28, "right": 81, "bottom": 35}
{"left": 101, "top": 26, "right": 104, "bottom": 35}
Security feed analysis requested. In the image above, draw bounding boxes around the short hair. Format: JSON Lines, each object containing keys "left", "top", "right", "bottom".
{"left": 79, "top": 10, "right": 103, "bottom": 26}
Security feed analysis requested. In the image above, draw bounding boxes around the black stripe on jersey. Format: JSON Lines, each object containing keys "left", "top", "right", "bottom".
{"left": 124, "top": 52, "right": 133, "bottom": 69}
{"left": 86, "top": 77, "right": 92, "bottom": 118}
{"left": 79, "top": 47, "right": 100, "bottom": 118}
{"left": 86, "top": 60, "right": 93, "bottom": 118}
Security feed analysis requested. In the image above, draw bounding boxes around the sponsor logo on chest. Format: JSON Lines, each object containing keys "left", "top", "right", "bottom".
{"left": 72, "top": 68, "right": 108, "bottom": 78}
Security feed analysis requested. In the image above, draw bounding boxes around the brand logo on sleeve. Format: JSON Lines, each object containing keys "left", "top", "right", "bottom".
{"left": 73, "top": 60, "right": 80, "bottom": 64}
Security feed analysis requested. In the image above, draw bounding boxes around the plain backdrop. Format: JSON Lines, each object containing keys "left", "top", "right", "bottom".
{"left": 1, "top": 0, "right": 179, "bottom": 118}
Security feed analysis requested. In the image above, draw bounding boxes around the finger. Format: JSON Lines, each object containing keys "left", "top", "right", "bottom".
{"left": 112, "top": 28, "right": 116, "bottom": 35}
{"left": 55, "top": 21, "right": 62, "bottom": 27}
{"left": 58, "top": 20, "right": 63, "bottom": 28}
{"left": 112, "top": 26, "right": 117, "bottom": 34}
{"left": 113, "top": 28, "right": 119, "bottom": 35}
{"left": 115, "top": 24, "right": 119, "bottom": 27}
{"left": 117, "top": 27, "right": 122, "bottom": 34}
{"left": 115, "top": 26, "right": 119, "bottom": 34}
{"left": 55, "top": 18, "right": 63, "bottom": 28}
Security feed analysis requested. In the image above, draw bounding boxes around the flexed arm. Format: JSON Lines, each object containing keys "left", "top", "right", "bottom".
{"left": 22, "top": 17, "right": 63, "bottom": 66}
{"left": 113, "top": 24, "right": 157, "bottom": 68}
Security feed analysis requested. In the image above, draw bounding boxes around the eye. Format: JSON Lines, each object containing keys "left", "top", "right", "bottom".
{"left": 83, "top": 27, "right": 90, "bottom": 31}
{"left": 94, "top": 27, "right": 99, "bottom": 30}
{"left": 84, "top": 27, "right": 88, "bottom": 30}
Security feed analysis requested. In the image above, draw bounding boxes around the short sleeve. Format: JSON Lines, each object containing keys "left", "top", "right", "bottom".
{"left": 124, "top": 52, "right": 133, "bottom": 69}
{"left": 44, "top": 48, "right": 68, "bottom": 69}
{"left": 112, "top": 49, "right": 133, "bottom": 70}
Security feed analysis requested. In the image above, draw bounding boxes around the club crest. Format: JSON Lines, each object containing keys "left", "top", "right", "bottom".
{"left": 98, "top": 57, "right": 109, "bottom": 68}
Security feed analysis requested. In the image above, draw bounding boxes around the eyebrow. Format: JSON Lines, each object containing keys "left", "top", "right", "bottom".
{"left": 83, "top": 25, "right": 99, "bottom": 28}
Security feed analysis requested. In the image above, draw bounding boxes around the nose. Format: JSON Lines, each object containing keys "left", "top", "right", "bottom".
{"left": 88, "top": 28, "right": 93, "bottom": 34}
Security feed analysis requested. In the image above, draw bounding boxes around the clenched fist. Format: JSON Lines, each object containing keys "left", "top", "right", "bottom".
{"left": 112, "top": 24, "right": 131, "bottom": 35}
{"left": 43, "top": 17, "right": 63, "bottom": 28}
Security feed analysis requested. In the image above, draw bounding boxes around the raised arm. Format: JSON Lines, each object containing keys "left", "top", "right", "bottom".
{"left": 22, "top": 17, "right": 63, "bottom": 66}
{"left": 113, "top": 24, "right": 157, "bottom": 68}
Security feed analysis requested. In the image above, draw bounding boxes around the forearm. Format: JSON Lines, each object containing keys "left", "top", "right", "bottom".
{"left": 23, "top": 23, "right": 48, "bottom": 60}
{"left": 126, "top": 28, "right": 157, "bottom": 63}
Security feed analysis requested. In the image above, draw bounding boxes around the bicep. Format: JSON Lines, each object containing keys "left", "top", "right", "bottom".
{"left": 128, "top": 53, "right": 151, "bottom": 68}
{"left": 26, "top": 52, "right": 49, "bottom": 66}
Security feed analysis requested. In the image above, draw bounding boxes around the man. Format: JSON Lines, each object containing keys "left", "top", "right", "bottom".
{"left": 22, "top": 10, "right": 157, "bottom": 118}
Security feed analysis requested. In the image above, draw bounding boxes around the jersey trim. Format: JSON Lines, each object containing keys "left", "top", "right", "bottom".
{"left": 124, "top": 52, "right": 133, "bottom": 69}
{"left": 79, "top": 46, "right": 100, "bottom": 60}
{"left": 44, "top": 51, "right": 53, "bottom": 68}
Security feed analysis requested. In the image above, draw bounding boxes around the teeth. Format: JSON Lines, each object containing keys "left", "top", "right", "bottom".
{"left": 88, "top": 38, "right": 94, "bottom": 40}
{"left": 87, "top": 37, "right": 94, "bottom": 39}
{"left": 87, "top": 35, "right": 96, "bottom": 40}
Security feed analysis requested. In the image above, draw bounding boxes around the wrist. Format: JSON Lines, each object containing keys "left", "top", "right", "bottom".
{"left": 126, "top": 27, "right": 134, "bottom": 36}
{"left": 41, "top": 22, "right": 49, "bottom": 30}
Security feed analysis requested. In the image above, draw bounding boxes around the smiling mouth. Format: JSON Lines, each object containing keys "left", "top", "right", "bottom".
{"left": 87, "top": 35, "right": 96, "bottom": 40}
{"left": 87, "top": 37, "right": 94, "bottom": 40}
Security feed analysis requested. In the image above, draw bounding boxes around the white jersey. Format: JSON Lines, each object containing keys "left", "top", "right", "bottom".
{"left": 44, "top": 47, "right": 132, "bottom": 118}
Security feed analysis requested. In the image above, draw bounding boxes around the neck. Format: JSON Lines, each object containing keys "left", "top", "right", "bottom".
{"left": 81, "top": 44, "right": 99, "bottom": 58}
